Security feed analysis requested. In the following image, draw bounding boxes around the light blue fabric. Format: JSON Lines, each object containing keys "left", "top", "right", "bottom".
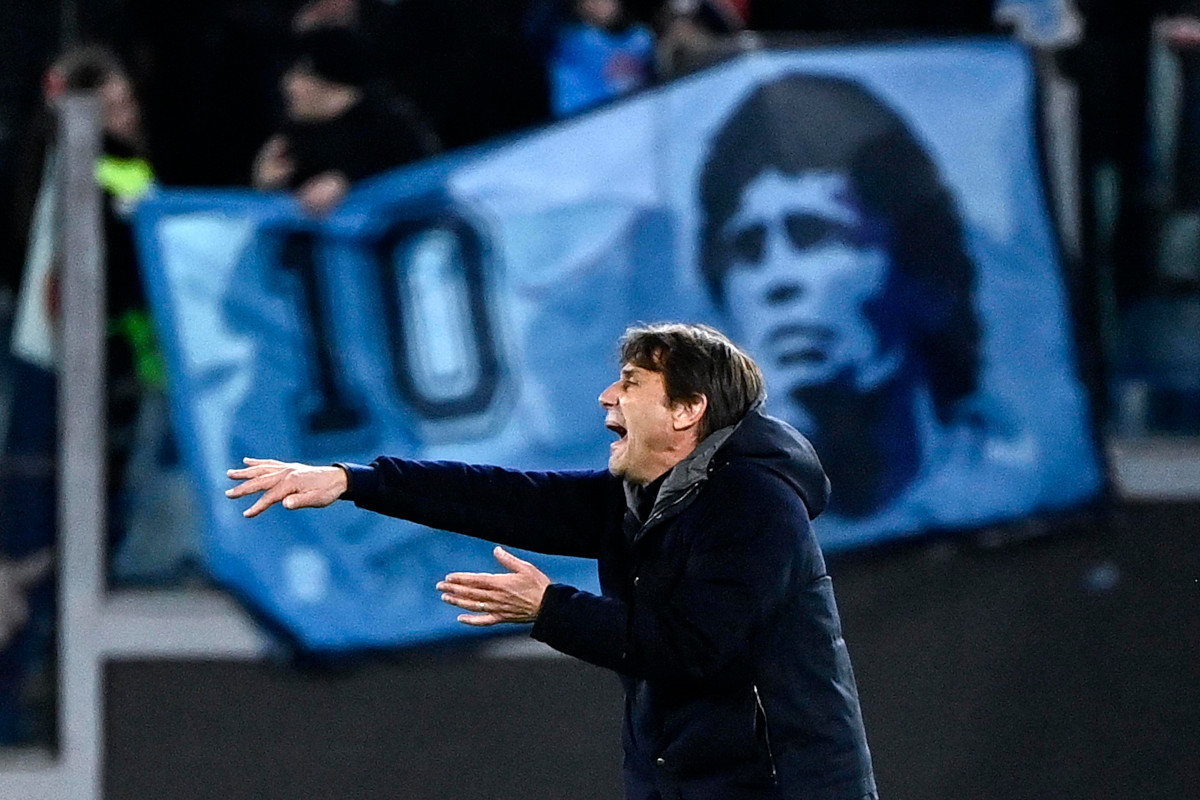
{"left": 133, "top": 40, "right": 1105, "bottom": 651}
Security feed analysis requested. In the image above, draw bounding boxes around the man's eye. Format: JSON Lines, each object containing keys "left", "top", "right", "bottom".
{"left": 727, "top": 224, "right": 766, "bottom": 263}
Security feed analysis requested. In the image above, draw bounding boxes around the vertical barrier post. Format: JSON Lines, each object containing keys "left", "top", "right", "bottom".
{"left": 57, "top": 91, "right": 105, "bottom": 800}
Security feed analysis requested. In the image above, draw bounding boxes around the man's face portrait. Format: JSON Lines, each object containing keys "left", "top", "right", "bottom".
{"left": 697, "top": 73, "right": 987, "bottom": 518}
{"left": 720, "top": 169, "right": 902, "bottom": 398}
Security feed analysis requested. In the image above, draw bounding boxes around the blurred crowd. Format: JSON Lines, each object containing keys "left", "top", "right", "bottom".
{"left": 0, "top": 0, "right": 1197, "bottom": 310}
{"left": 0, "top": 0, "right": 1002, "bottom": 234}
{"left": 0, "top": 0, "right": 1198, "bottom": 750}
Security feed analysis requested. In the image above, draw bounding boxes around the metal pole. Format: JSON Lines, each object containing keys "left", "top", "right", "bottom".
{"left": 57, "top": 91, "right": 105, "bottom": 800}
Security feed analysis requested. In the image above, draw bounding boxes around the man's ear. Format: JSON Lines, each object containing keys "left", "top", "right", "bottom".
{"left": 671, "top": 394, "right": 708, "bottom": 433}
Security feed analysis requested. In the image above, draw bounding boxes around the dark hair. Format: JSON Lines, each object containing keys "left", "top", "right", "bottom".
{"left": 697, "top": 73, "right": 980, "bottom": 422}
{"left": 52, "top": 45, "right": 126, "bottom": 91}
{"left": 620, "top": 322, "right": 765, "bottom": 440}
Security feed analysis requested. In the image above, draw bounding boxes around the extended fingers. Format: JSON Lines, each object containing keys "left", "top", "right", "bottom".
{"left": 240, "top": 481, "right": 296, "bottom": 518}
{"left": 282, "top": 488, "right": 332, "bottom": 510}
{"left": 442, "top": 590, "right": 520, "bottom": 624}
{"left": 492, "top": 546, "right": 532, "bottom": 572}
{"left": 225, "top": 467, "right": 280, "bottom": 484}
{"left": 437, "top": 581, "right": 494, "bottom": 605}
{"left": 226, "top": 460, "right": 342, "bottom": 517}
{"left": 440, "top": 592, "right": 491, "bottom": 612}
{"left": 244, "top": 457, "right": 285, "bottom": 466}
{"left": 224, "top": 468, "right": 286, "bottom": 499}
{"left": 442, "top": 571, "right": 508, "bottom": 589}
{"left": 226, "top": 458, "right": 287, "bottom": 481}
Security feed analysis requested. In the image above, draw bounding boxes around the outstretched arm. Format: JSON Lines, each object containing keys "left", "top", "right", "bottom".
{"left": 225, "top": 458, "right": 347, "bottom": 517}
{"left": 336, "top": 457, "right": 616, "bottom": 558}
{"left": 226, "top": 455, "right": 618, "bottom": 558}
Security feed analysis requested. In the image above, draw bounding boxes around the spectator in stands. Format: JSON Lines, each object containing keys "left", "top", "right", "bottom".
{"left": 528, "top": 0, "right": 656, "bottom": 117}
{"left": 1, "top": 44, "right": 158, "bottom": 745}
{"left": 7, "top": 45, "right": 159, "bottom": 548}
{"left": 252, "top": 26, "right": 440, "bottom": 215}
{"left": 697, "top": 73, "right": 1027, "bottom": 528}
{"left": 126, "top": 0, "right": 296, "bottom": 187}
{"left": 655, "top": 0, "right": 749, "bottom": 76}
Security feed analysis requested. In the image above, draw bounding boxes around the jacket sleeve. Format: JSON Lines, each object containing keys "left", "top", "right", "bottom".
{"left": 337, "top": 458, "right": 616, "bottom": 558}
{"left": 532, "top": 464, "right": 816, "bottom": 685}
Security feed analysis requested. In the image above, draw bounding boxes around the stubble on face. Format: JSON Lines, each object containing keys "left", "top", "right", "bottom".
{"left": 601, "top": 365, "right": 685, "bottom": 485}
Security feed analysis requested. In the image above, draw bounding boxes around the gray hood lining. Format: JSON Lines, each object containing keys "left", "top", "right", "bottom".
{"left": 622, "top": 421, "right": 739, "bottom": 521}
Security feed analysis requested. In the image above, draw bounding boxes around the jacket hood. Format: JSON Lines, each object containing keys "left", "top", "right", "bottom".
{"left": 713, "top": 406, "right": 830, "bottom": 519}
{"left": 635, "top": 405, "right": 830, "bottom": 526}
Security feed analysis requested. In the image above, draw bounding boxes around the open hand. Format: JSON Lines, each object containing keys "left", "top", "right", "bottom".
{"left": 437, "top": 547, "right": 551, "bottom": 626}
{"left": 225, "top": 457, "right": 348, "bottom": 518}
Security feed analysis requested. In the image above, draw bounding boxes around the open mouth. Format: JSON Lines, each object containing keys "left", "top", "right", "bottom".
{"left": 605, "top": 421, "right": 628, "bottom": 440}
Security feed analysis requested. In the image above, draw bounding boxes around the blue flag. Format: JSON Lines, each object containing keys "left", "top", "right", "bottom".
{"left": 135, "top": 40, "right": 1105, "bottom": 651}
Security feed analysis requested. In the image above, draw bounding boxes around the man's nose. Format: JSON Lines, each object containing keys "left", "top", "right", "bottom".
{"left": 599, "top": 382, "right": 618, "bottom": 407}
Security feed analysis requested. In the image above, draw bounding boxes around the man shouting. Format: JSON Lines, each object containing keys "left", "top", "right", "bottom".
{"left": 227, "top": 322, "right": 877, "bottom": 800}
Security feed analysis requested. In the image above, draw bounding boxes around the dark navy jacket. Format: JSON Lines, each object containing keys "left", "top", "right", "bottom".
{"left": 339, "top": 408, "right": 877, "bottom": 800}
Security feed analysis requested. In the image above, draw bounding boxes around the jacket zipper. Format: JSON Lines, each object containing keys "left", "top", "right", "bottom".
{"left": 753, "top": 683, "right": 778, "bottom": 783}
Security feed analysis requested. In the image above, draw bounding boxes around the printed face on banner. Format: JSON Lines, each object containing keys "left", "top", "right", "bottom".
{"left": 720, "top": 170, "right": 901, "bottom": 397}
{"left": 697, "top": 72, "right": 991, "bottom": 521}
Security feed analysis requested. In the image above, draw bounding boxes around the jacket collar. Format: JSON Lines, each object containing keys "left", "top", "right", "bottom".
{"left": 622, "top": 417, "right": 741, "bottom": 533}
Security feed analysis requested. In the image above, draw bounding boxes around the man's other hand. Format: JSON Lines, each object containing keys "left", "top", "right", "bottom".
{"left": 437, "top": 547, "right": 551, "bottom": 626}
{"left": 225, "top": 457, "right": 348, "bottom": 518}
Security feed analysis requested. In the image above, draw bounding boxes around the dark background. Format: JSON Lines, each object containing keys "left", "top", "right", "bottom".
{"left": 105, "top": 501, "right": 1200, "bottom": 800}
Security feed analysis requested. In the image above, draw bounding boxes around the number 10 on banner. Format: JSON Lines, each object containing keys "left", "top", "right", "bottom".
{"left": 272, "top": 210, "right": 509, "bottom": 450}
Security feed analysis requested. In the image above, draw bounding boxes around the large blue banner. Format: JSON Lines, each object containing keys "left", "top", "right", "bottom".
{"left": 135, "top": 40, "right": 1105, "bottom": 651}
